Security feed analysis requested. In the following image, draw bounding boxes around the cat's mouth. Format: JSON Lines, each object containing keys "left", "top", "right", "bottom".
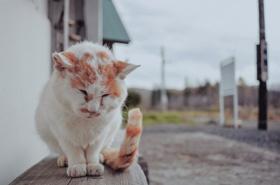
{"left": 80, "top": 108, "right": 101, "bottom": 118}
{"left": 87, "top": 112, "right": 101, "bottom": 118}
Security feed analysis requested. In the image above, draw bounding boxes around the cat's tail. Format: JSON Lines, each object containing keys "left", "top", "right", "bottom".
{"left": 101, "top": 108, "right": 143, "bottom": 170}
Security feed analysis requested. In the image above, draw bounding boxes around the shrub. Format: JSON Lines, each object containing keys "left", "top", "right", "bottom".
{"left": 125, "top": 90, "right": 141, "bottom": 108}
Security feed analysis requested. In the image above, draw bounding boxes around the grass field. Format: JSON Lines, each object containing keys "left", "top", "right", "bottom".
{"left": 123, "top": 110, "right": 197, "bottom": 126}
{"left": 122, "top": 107, "right": 280, "bottom": 127}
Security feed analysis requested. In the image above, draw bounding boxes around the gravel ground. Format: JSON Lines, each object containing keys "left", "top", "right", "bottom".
{"left": 139, "top": 123, "right": 280, "bottom": 185}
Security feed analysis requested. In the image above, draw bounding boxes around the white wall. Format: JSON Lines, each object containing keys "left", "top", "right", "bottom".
{"left": 85, "top": 0, "right": 103, "bottom": 43}
{"left": 0, "top": 1, "right": 51, "bottom": 184}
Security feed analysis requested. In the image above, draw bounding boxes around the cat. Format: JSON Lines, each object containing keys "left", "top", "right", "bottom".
{"left": 35, "top": 41, "right": 143, "bottom": 177}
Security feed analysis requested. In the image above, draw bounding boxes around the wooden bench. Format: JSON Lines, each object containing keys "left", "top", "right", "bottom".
{"left": 9, "top": 130, "right": 148, "bottom": 185}
{"left": 9, "top": 157, "right": 147, "bottom": 185}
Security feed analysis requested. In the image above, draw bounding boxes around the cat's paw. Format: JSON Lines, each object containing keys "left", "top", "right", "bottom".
{"left": 57, "top": 154, "right": 68, "bottom": 167}
{"left": 67, "top": 164, "right": 87, "bottom": 177}
{"left": 99, "top": 153, "right": 105, "bottom": 163}
{"left": 87, "top": 163, "right": 104, "bottom": 176}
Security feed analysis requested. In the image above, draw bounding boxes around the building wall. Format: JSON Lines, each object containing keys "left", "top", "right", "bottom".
{"left": 84, "top": 0, "right": 103, "bottom": 43}
{"left": 0, "top": 1, "right": 51, "bottom": 184}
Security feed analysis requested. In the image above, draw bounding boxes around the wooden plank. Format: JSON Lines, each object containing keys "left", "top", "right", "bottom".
{"left": 69, "top": 162, "right": 147, "bottom": 185}
{"left": 9, "top": 157, "right": 71, "bottom": 185}
{"left": 10, "top": 130, "right": 147, "bottom": 185}
{"left": 68, "top": 129, "right": 148, "bottom": 184}
{"left": 9, "top": 158, "right": 147, "bottom": 185}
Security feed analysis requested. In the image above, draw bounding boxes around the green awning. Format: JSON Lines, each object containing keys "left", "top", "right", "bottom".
{"left": 102, "top": 0, "right": 130, "bottom": 44}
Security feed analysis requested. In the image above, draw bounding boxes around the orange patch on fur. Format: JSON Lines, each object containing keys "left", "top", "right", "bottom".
{"left": 62, "top": 52, "right": 77, "bottom": 65}
{"left": 98, "top": 64, "right": 103, "bottom": 74}
{"left": 69, "top": 53, "right": 97, "bottom": 87}
{"left": 84, "top": 52, "right": 93, "bottom": 60}
{"left": 53, "top": 55, "right": 65, "bottom": 71}
{"left": 118, "top": 146, "right": 138, "bottom": 166}
{"left": 97, "top": 51, "right": 109, "bottom": 61}
{"left": 126, "top": 126, "right": 142, "bottom": 138}
{"left": 103, "top": 64, "right": 116, "bottom": 80}
{"left": 114, "top": 61, "right": 129, "bottom": 74}
{"left": 98, "top": 64, "right": 121, "bottom": 97}
{"left": 71, "top": 78, "right": 85, "bottom": 88}
{"left": 108, "top": 80, "right": 120, "bottom": 97}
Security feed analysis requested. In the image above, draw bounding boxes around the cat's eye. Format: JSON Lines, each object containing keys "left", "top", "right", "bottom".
{"left": 102, "top": 94, "right": 109, "bottom": 97}
{"left": 80, "top": 90, "right": 88, "bottom": 96}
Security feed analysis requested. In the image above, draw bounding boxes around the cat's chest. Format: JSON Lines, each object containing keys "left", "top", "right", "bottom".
{"left": 63, "top": 118, "right": 109, "bottom": 146}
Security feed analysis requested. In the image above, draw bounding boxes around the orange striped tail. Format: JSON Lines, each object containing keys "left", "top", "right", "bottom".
{"left": 101, "top": 108, "right": 143, "bottom": 170}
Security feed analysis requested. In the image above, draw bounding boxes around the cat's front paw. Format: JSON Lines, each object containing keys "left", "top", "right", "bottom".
{"left": 99, "top": 153, "right": 105, "bottom": 163}
{"left": 67, "top": 164, "right": 87, "bottom": 177}
{"left": 87, "top": 163, "right": 104, "bottom": 176}
{"left": 57, "top": 154, "right": 68, "bottom": 167}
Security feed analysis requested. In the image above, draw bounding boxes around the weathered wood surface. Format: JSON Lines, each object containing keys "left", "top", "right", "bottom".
{"left": 9, "top": 157, "right": 148, "bottom": 185}
{"left": 9, "top": 130, "right": 148, "bottom": 185}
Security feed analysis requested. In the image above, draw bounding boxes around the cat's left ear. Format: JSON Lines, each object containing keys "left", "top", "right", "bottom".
{"left": 52, "top": 52, "right": 76, "bottom": 72}
{"left": 114, "top": 61, "right": 140, "bottom": 79}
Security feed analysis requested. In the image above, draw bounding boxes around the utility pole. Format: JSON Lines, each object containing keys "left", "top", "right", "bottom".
{"left": 63, "top": 0, "right": 70, "bottom": 49}
{"left": 160, "top": 46, "right": 168, "bottom": 112}
{"left": 257, "top": 0, "right": 268, "bottom": 130}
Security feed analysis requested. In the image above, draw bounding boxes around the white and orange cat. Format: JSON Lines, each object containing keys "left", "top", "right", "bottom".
{"left": 35, "top": 41, "right": 142, "bottom": 177}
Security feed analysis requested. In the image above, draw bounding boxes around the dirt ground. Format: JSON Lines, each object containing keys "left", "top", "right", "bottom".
{"left": 139, "top": 124, "right": 280, "bottom": 185}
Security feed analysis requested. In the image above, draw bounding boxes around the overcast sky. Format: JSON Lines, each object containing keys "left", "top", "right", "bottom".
{"left": 112, "top": 0, "right": 280, "bottom": 90}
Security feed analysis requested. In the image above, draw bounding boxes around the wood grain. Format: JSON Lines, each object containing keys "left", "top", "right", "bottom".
{"left": 9, "top": 157, "right": 147, "bottom": 185}
{"left": 10, "top": 129, "right": 147, "bottom": 184}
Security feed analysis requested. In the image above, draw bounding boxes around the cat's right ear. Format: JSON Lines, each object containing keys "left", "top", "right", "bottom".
{"left": 52, "top": 52, "right": 76, "bottom": 72}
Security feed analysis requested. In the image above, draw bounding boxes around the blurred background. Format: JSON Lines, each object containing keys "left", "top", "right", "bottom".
{"left": 0, "top": 0, "right": 279, "bottom": 185}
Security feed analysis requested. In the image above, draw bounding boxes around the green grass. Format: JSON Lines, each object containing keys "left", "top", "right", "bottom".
{"left": 122, "top": 108, "right": 280, "bottom": 127}
{"left": 122, "top": 110, "right": 196, "bottom": 126}
{"left": 184, "top": 110, "right": 219, "bottom": 118}
{"left": 143, "top": 111, "right": 182, "bottom": 125}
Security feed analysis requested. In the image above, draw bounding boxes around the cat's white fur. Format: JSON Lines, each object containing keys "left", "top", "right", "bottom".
{"left": 35, "top": 42, "right": 138, "bottom": 177}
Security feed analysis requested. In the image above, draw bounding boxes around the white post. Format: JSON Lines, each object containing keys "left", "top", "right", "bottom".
{"left": 160, "top": 47, "right": 168, "bottom": 112}
{"left": 219, "top": 64, "right": 224, "bottom": 126}
{"left": 63, "top": 0, "right": 69, "bottom": 49}
{"left": 233, "top": 58, "right": 239, "bottom": 128}
{"left": 220, "top": 56, "right": 239, "bottom": 128}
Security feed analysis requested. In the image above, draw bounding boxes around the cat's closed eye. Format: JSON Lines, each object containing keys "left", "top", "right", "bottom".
{"left": 80, "top": 90, "right": 88, "bottom": 96}
{"left": 102, "top": 94, "right": 109, "bottom": 97}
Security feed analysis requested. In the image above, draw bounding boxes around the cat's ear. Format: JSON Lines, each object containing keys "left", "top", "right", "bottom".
{"left": 52, "top": 52, "right": 76, "bottom": 72}
{"left": 114, "top": 61, "right": 140, "bottom": 79}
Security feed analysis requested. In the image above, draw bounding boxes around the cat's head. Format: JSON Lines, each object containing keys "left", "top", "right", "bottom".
{"left": 52, "top": 42, "right": 139, "bottom": 119}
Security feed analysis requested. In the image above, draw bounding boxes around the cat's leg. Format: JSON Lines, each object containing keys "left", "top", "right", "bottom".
{"left": 86, "top": 141, "right": 105, "bottom": 176}
{"left": 35, "top": 110, "right": 68, "bottom": 167}
{"left": 43, "top": 133, "right": 68, "bottom": 167}
{"left": 46, "top": 135, "right": 68, "bottom": 167}
{"left": 59, "top": 139, "right": 87, "bottom": 177}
